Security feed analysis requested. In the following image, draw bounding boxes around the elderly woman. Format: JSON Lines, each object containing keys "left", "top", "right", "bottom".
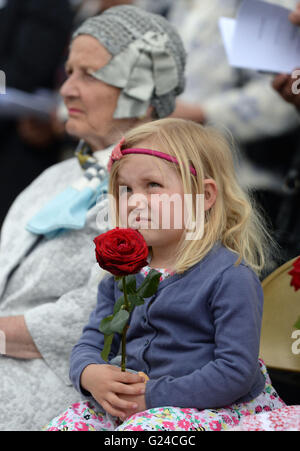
{"left": 0, "top": 5, "right": 186, "bottom": 431}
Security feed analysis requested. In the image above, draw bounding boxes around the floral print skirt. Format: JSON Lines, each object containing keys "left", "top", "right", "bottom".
{"left": 231, "top": 405, "right": 300, "bottom": 431}
{"left": 43, "top": 360, "right": 286, "bottom": 431}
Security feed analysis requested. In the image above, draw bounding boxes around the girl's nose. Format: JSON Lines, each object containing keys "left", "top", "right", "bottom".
{"left": 128, "top": 192, "right": 149, "bottom": 212}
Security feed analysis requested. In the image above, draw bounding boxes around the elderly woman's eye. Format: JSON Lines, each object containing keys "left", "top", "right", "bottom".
{"left": 85, "top": 70, "right": 96, "bottom": 79}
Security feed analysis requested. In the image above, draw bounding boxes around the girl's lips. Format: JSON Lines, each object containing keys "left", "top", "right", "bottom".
{"left": 136, "top": 217, "right": 151, "bottom": 223}
{"left": 134, "top": 218, "right": 155, "bottom": 228}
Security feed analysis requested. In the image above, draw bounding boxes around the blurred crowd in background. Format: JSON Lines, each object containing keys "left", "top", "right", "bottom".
{"left": 0, "top": 0, "right": 299, "bottom": 269}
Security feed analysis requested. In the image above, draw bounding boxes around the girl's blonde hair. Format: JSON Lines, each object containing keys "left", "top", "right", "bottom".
{"left": 109, "top": 118, "right": 274, "bottom": 275}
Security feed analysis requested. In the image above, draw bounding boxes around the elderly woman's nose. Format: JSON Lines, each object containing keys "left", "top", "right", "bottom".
{"left": 60, "top": 75, "right": 78, "bottom": 98}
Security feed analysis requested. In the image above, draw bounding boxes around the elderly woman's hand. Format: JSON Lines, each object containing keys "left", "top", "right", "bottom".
{"left": 0, "top": 316, "right": 42, "bottom": 359}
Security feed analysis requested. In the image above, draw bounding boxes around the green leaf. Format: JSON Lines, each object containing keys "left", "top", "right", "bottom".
{"left": 117, "top": 275, "right": 137, "bottom": 294}
{"left": 137, "top": 269, "right": 161, "bottom": 298}
{"left": 101, "top": 334, "right": 114, "bottom": 362}
{"left": 294, "top": 316, "right": 300, "bottom": 330}
{"left": 125, "top": 275, "right": 137, "bottom": 294}
{"left": 113, "top": 295, "right": 125, "bottom": 314}
{"left": 99, "top": 315, "right": 114, "bottom": 335}
{"left": 110, "top": 309, "right": 130, "bottom": 334}
{"left": 127, "top": 294, "right": 145, "bottom": 312}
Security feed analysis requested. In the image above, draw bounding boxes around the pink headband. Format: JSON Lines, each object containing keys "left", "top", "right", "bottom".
{"left": 108, "top": 138, "right": 197, "bottom": 176}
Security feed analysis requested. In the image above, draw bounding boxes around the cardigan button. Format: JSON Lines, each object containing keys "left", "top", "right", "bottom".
{"left": 144, "top": 339, "right": 150, "bottom": 346}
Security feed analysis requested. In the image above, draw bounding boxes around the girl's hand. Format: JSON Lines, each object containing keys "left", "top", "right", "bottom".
{"left": 80, "top": 364, "right": 146, "bottom": 419}
{"left": 118, "top": 372, "right": 148, "bottom": 419}
{"left": 118, "top": 392, "right": 147, "bottom": 420}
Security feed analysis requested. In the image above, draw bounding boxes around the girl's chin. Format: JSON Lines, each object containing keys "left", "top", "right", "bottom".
{"left": 136, "top": 228, "right": 160, "bottom": 246}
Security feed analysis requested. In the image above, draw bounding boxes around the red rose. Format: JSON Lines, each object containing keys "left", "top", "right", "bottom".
{"left": 288, "top": 257, "right": 300, "bottom": 291}
{"left": 94, "top": 228, "right": 149, "bottom": 276}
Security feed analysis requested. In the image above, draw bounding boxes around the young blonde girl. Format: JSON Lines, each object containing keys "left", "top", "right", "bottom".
{"left": 109, "top": 117, "right": 270, "bottom": 276}
{"left": 44, "top": 119, "right": 285, "bottom": 432}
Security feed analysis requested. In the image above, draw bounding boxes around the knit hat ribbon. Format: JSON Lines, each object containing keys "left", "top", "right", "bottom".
{"left": 90, "top": 31, "right": 179, "bottom": 118}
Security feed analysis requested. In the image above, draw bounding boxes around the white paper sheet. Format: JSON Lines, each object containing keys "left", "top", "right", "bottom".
{"left": 219, "top": 17, "right": 236, "bottom": 61}
{"left": 219, "top": 0, "right": 300, "bottom": 74}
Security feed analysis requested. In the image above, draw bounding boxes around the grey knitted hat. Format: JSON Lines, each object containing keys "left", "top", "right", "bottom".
{"left": 72, "top": 5, "right": 186, "bottom": 119}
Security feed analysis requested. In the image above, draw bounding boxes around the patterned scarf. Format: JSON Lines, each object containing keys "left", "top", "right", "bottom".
{"left": 26, "top": 141, "right": 110, "bottom": 238}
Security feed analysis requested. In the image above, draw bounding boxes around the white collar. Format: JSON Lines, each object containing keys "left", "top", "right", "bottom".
{"left": 94, "top": 144, "right": 114, "bottom": 169}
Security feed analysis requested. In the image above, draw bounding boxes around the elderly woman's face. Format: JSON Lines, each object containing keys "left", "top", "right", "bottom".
{"left": 60, "top": 35, "right": 121, "bottom": 149}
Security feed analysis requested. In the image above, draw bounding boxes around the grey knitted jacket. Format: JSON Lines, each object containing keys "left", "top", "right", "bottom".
{"left": 0, "top": 152, "right": 109, "bottom": 431}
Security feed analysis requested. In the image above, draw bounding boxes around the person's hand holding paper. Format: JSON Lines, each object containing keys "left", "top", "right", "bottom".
{"left": 289, "top": 1, "right": 300, "bottom": 26}
{"left": 272, "top": 1, "right": 300, "bottom": 108}
{"left": 272, "top": 70, "right": 300, "bottom": 108}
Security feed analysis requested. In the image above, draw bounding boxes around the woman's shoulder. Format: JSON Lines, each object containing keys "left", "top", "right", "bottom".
{"left": 12, "top": 157, "right": 82, "bottom": 208}
{"left": 1, "top": 157, "right": 81, "bottom": 228}
{"left": 32, "top": 157, "right": 82, "bottom": 188}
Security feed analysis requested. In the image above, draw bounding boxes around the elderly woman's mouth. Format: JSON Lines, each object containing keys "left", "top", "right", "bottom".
{"left": 68, "top": 108, "right": 84, "bottom": 116}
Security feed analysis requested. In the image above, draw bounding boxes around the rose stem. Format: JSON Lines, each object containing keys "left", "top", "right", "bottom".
{"left": 121, "top": 276, "right": 129, "bottom": 372}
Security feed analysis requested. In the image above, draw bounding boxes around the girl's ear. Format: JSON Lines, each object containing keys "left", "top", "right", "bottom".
{"left": 203, "top": 179, "right": 217, "bottom": 212}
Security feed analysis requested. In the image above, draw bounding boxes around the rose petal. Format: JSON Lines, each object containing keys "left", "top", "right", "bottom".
{"left": 94, "top": 228, "right": 149, "bottom": 276}
{"left": 289, "top": 258, "right": 300, "bottom": 291}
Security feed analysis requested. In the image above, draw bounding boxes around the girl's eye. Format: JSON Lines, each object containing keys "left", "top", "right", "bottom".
{"left": 149, "top": 182, "right": 161, "bottom": 188}
{"left": 119, "top": 185, "right": 132, "bottom": 194}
